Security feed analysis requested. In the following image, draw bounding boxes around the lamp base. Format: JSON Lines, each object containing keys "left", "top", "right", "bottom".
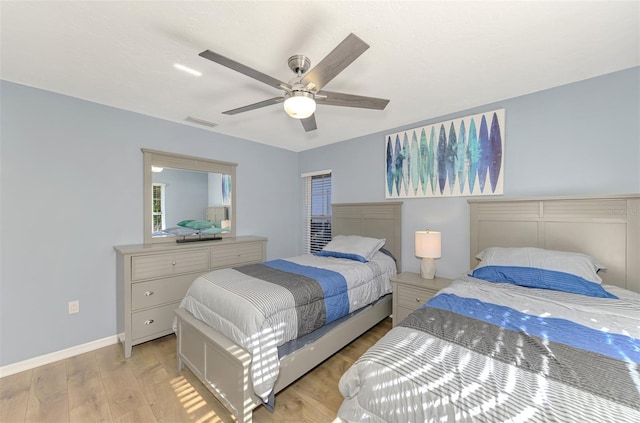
{"left": 420, "top": 258, "right": 436, "bottom": 279}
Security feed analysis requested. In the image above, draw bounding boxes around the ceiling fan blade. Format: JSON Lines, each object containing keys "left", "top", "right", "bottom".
{"left": 222, "top": 97, "right": 284, "bottom": 115}
{"left": 300, "top": 33, "right": 369, "bottom": 91}
{"left": 300, "top": 114, "right": 317, "bottom": 132}
{"left": 199, "top": 50, "right": 289, "bottom": 90}
{"left": 316, "top": 90, "right": 389, "bottom": 110}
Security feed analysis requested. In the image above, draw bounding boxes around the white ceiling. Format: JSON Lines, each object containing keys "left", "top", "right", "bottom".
{"left": 1, "top": 1, "right": 638, "bottom": 152}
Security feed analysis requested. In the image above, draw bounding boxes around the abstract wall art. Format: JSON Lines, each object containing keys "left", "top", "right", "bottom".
{"left": 385, "top": 109, "right": 505, "bottom": 198}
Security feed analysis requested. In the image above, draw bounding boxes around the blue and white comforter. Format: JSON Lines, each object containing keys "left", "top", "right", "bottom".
{"left": 178, "top": 251, "right": 396, "bottom": 401}
{"left": 337, "top": 275, "right": 640, "bottom": 422}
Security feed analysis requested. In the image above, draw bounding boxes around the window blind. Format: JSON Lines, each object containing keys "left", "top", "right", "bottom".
{"left": 303, "top": 172, "right": 332, "bottom": 254}
{"left": 152, "top": 183, "right": 166, "bottom": 232}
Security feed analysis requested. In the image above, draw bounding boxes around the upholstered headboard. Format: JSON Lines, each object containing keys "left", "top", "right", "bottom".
{"left": 469, "top": 194, "right": 640, "bottom": 293}
{"left": 332, "top": 202, "right": 402, "bottom": 272}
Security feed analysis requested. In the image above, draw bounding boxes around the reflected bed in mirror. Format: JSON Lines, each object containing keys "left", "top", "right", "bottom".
{"left": 143, "top": 149, "right": 237, "bottom": 244}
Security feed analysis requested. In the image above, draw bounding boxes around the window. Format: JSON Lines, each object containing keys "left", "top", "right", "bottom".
{"left": 152, "top": 183, "right": 166, "bottom": 232}
{"left": 303, "top": 171, "right": 332, "bottom": 253}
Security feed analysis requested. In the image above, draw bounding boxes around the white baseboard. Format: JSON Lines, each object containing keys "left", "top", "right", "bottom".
{"left": 0, "top": 334, "right": 123, "bottom": 378}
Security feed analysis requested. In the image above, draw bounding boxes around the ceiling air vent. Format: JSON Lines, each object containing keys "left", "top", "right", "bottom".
{"left": 185, "top": 116, "right": 218, "bottom": 128}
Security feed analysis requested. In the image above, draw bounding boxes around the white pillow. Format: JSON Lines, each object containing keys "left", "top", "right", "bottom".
{"left": 470, "top": 247, "right": 616, "bottom": 299}
{"left": 475, "top": 247, "right": 605, "bottom": 284}
{"left": 317, "top": 235, "right": 386, "bottom": 262}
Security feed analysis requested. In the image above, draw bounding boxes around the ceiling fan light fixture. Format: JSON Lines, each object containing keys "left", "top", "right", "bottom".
{"left": 284, "top": 91, "right": 316, "bottom": 119}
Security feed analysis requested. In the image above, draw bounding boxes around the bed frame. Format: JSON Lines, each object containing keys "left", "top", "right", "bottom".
{"left": 330, "top": 194, "right": 640, "bottom": 423}
{"left": 175, "top": 202, "right": 402, "bottom": 423}
{"left": 469, "top": 194, "right": 640, "bottom": 293}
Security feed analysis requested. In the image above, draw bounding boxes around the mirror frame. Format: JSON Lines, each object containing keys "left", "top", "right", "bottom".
{"left": 142, "top": 149, "right": 237, "bottom": 244}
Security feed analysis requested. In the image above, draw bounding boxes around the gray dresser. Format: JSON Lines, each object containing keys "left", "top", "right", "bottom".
{"left": 115, "top": 236, "right": 267, "bottom": 357}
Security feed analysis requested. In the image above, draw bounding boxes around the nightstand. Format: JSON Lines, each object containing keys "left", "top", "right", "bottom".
{"left": 391, "top": 272, "right": 452, "bottom": 327}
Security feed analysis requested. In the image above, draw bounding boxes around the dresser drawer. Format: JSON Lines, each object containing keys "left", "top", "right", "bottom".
{"left": 397, "top": 285, "right": 437, "bottom": 309}
{"left": 132, "top": 250, "right": 209, "bottom": 281}
{"left": 131, "top": 274, "right": 197, "bottom": 311}
{"left": 211, "top": 242, "right": 264, "bottom": 268}
{"left": 131, "top": 302, "right": 178, "bottom": 339}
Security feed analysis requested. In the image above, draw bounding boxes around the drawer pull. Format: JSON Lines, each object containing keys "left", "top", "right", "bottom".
{"left": 144, "top": 319, "right": 154, "bottom": 325}
{"left": 172, "top": 262, "right": 176, "bottom": 266}
{"left": 415, "top": 297, "right": 422, "bottom": 303}
{"left": 144, "top": 291, "right": 154, "bottom": 296}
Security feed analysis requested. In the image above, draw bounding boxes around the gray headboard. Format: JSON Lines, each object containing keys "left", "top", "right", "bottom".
{"left": 469, "top": 194, "right": 640, "bottom": 293}
{"left": 332, "top": 202, "right": 403, "bottom": 272}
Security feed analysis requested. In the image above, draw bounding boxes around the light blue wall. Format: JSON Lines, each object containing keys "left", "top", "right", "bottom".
{"left": 0, "top": 81, "right": 300, "bottom": 366}
{"left": 2, "top": 67, "right": 638, "bottom": 367}
{"left": 299, "top": 67, "right": 640, "bottom": 278}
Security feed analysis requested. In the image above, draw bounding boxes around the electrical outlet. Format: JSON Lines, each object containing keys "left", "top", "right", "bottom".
{"left": 68, "top": 300, "right": 79, "bottom": 314}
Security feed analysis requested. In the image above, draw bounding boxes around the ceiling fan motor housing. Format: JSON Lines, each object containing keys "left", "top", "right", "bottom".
{"left": 288, "top": 55, "right": 311, "bottom": 75}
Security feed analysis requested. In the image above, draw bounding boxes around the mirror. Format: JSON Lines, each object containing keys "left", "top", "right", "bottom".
{"left": 143, "top": 149, "right": 237, "bottom": 244}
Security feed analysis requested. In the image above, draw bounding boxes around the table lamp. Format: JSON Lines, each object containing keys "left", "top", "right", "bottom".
{"left": 415, "top": 230, "right": 441, "bottom": 279}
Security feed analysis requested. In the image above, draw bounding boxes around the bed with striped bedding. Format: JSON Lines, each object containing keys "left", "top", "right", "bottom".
{"left": 177, "top": 250, "right": 396, "bottom": 402}
{"left": 336, "top": 275, "right": 640, "bottom": 422}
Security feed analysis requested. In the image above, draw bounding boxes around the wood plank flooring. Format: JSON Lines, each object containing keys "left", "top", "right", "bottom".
{"left": 0, "top": 318, "right": 391, "bottom": 423}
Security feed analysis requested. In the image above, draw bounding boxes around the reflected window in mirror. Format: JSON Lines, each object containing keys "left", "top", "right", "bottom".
{"left": 143, "top": 149, "right": 237, "bottom": 244}
{"left": 152, "top": 183, "right": 166, "bottom": 232}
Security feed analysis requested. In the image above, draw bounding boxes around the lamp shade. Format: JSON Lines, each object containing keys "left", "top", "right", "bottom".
{"left": 415, "top": 230, "right": 441, "bottom": 259}
{"left": 284, "top": 91, "right": 316, "bottom": 119}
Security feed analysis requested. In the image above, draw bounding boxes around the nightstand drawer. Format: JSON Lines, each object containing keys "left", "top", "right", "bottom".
{"left": 132, "top": 250, "right": 209, "bottom": 281}
{"left": 131, "top": 274, "right": 197, "bottom": 310}
{"left": 397, "top": 285, "right": 437, "bottom": 309}
{"left": 389, "top": 272, "right": 452, "bottom": 327}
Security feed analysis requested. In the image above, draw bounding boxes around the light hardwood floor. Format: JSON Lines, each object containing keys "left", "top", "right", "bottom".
{"left": 1, "top": 318, "right": 391, "bottom": 423}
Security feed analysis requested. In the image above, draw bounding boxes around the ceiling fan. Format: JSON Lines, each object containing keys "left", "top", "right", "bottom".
{"left": 198, "top": 33, "right": 390, "bottom": 132}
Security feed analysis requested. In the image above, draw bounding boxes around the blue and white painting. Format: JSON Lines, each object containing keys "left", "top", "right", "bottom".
{"left": 385, "top": 109, "right": 505, "bottom": 198}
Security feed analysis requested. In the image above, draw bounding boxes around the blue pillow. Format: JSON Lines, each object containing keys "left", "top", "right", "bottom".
{"left": 471, "top": 266, "right": 617, "bottom": 299}
{"left": 316, "top": 250, "right": 369, "bottom": 262}
{"left": 470, "top": 247, "right": 616, "bottom": 299}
